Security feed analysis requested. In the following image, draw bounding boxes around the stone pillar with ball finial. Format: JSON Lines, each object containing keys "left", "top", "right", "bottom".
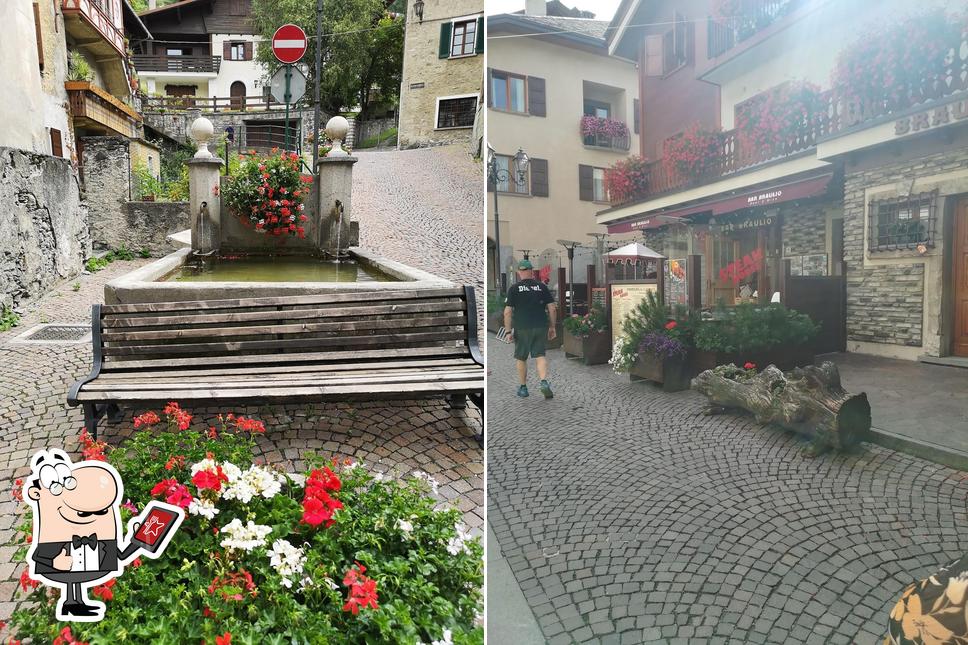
{"left": 316, "top": 115, "right": 358, "bottom": 256}
{"left": 187, "top": 116, "right": 224, "bottom": 254}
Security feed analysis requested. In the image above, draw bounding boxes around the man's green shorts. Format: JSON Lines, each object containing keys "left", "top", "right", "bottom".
{"left": 514, "top": 326, "right": 548, "bottom": 360}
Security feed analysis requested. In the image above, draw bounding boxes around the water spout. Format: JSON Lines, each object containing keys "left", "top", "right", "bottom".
{"left": 334, "top": 199, "right": 344, "bottom": 263}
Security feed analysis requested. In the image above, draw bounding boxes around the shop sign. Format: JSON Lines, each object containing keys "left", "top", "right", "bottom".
{"left": 895, "top": 98, "right": 968, "bottom": 136}
{"left": 665, "top": 259, "right": 687, "bottom": 307}
{"left": 719, "top": 248, "right": 764, "bottom": 285}
{"left": 717, "top": 214, "right": 776, "bottom": 234}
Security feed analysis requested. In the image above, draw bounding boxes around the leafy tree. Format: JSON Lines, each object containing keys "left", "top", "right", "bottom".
{"left": 251, "top": 0, "right": 403, "bottom": 119}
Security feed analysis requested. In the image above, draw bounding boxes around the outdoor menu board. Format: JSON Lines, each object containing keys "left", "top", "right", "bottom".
{"left": 591, "top": 287, "right": 607, "bottom": 312}
{"left": 665, "top": 259, "right": 687, "bottom": 307}
{"left": 610, "top": 282, "right": 658, "bottom": 344}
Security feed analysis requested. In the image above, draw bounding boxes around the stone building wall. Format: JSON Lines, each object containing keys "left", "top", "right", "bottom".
{"left": 842, "top": 145, "right": 968, "bottom": 353}
{"left": 398, "top": 0, "right": 483, "bottom": 148}
{"left": 0, "top": 147, "right": 89, "bottom": 310}
{"left": 119, "top": 202, "right": 190, "bottom": 256}
{"left": 81, "top": 137, "right": 132, "bottom": 251}
{"left": 781, "top": 202, "right": 828, "bottom": 257}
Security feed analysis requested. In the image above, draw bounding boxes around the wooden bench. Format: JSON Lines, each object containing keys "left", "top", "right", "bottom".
{"left": 68, "top": 286, "right": 484, "bottom": 442}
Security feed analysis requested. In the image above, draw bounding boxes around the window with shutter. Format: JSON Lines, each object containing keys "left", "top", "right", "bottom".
{"left": 578, "top": 165, "right": 594, "bottom": 202}
{"left": 644, "top": 34, "right": 663, "bottom": 77}
{"left": 530, "top": 158, "right": 549, "bottom": 197}
{"left": 450, "top": 20, "right": 477, "bottom": 57}
{"left": 49, "top": 129, "right": 63, "bottom": 158}
{"left": 490, "top": 70, "right": 527, "bottom": 113}
{"left": 244, "top": 42, "right": 253, "bottom": 60}
{"left": 527, "top": 76, "right": 546, "bottom": 117}
{"left": 493, "top": 154, "right": 529, "bottom": 194}
{"left": 475, "top": 16, "right": 484, "bottom": 54}
{"left": 32, "top": 2, "right": 44, "bottom": 71}
{"left": 662, "top": 30, "right": 675, "bottom": 74}
{"left": 633, "top": 99, "right": 641, "bottom": 134}
{"left": 438, "top": 22, "right": 453, "bottom": 59}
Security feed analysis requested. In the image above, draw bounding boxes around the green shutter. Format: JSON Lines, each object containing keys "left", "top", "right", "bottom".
{"left": 439, "top": 22, "right": 452, "bottom": 59}
{"left": 475, "top": 16, "right": 484, "bottom": 54}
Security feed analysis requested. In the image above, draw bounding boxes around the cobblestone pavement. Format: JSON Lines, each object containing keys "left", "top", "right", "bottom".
{"left": 487, "top": 343, "right": 968, "bottom": 645}
{"left": 0, "top": 146, "right": 484, "bottom": 622}
{"left": 353, "top": 144, "right": 485, "bottom": 342}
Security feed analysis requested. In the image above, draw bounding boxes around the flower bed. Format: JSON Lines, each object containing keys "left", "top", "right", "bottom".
{"left": 605, "top": 156, "right": 650, "bottom": 206}
{"left": 222, "top": 149, "right": 313, "bottom": 238}
{"left": 9, "top": 405, "right": 482, "bottom": 644}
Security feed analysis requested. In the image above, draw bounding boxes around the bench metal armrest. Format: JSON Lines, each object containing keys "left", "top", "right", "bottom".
{"left": 67, "top": 304, "right": 104, "bottom": 406}
{"left": 463, "top": 286, "right": 484, "bottom": 367}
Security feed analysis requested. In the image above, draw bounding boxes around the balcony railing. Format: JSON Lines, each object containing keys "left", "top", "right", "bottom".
{"left": 132, "top": 55, "right": 222, "bottom": 74}
{"left": 66, "top": 81, "right": 141, "bottom": 138}
{"left": 140, "top": 93, "right": 309, "bottom": 113}
{"left": 62, "top": 0, "right": 125, "bottom": 56}
{"left": 707, "top": 0, "right": 803, "bottom": 58}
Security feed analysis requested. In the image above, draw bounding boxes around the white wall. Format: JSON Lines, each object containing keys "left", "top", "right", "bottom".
{"left": 717, "top": 0, "right": 956, "bottom": 128}
{"left": 0, "top": 0, "right": 73, "bottom": 156}
{"left": 209, "top": 34, "right": 265, "bottom": 100}
{"left": 488, "top": 34, "right": 641, "bottom": 276}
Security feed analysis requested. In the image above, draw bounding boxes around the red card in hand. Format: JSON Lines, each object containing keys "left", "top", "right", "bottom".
{"left": 130, "top": 502, "right": 181, "bottom": 553}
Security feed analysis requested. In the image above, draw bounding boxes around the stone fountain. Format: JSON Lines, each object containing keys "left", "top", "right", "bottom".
{"left": 104, "top": 116, "right": 450, "bottom": 304}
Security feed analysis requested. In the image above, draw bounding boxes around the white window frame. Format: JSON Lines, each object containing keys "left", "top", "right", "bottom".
{"left": 445, "top": 13, "right": 483, "bottom": 59}
{"left": 592, "top": 167, "right": 609, "bottom": 203}
{"left": 229, "top": 42, "right": 246, "bottom": 61}
{"left": 434, "top": 93, "right": 478, "bottom": 131}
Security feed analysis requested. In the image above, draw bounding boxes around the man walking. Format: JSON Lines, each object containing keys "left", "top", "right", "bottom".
{"left": 504, "top": 259, "right": 557, "bottom": 398}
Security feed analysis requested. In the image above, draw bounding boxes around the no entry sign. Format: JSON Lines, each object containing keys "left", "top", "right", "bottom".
{"left": 272, "top": 24, "right": 308, "bottom": 64}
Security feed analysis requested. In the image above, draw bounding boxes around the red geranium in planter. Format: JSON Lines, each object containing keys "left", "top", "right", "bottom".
{"left": 662, "top": 124, "right": 724, "bottom": 180}
{"left": 604, "top": 156, "right": 650, "bottom": 205}
{"left": 734, "top": 80, "right": 825, "bottom": 159}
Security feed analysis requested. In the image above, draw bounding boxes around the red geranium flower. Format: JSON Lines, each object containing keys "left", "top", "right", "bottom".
{"left": 215, "top": 633, "right": 232, "bottom": 645}
{"left": 665, "top": 321, "right": 677, "bottom": 330}
{"left": 342, "top": 563, "right": 379, "bottom": 615}
{"left": 133, "top": 411, "right": 161, "bottom": 428}
{"left": 744, "top": 362, "right": 756, "bottom": 370}
{"left": 92, "top": 578, "right": 115, "bottom": 601}
{"left": 192, "top": 467, "right": 228, "bottom": 492}
{"left": 19, "top": 569, "right": 38, "bottom": 592}
{"left": 150, "top": 478, "right": 193, "bottom": 509}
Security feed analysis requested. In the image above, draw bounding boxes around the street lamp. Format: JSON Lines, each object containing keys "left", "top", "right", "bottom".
{"left": 413, "top": 0, "right": 424, "bottom": 22}
{"left": 487, "top": 144, "right": 530, "bottom": 295}
{"left": 557, "top": 239, "right": 582, "bottom": 315}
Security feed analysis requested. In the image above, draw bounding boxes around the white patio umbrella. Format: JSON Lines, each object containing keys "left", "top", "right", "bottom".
{"left": 605, "top": 242, "right": 665, "bottom": 265}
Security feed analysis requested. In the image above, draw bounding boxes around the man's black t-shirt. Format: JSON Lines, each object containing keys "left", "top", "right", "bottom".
{"left": 506, "top": 279, "right": 554, "bottom": 329}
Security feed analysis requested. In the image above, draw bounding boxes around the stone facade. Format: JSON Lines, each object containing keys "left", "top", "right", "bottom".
{"left": 397, "top": 0, "right": 483, "bottom": 148}
{"left": 842, "top": 144, "right": 968, "bottom": 354}
{"left": 781, "top": 202, "right": 829, "bottom": 257}
{"left": 81, "top": 137, "right": 134, "bottom": 251}
{"left": 119, "top": 202, "right": 190, "bottom": 257}
{"left": 0, "top": 147, "right": 89, "bottom": 310}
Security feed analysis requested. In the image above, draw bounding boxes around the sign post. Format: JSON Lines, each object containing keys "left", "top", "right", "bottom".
{"left": 271, "top": 24, "right": 308, "bottom": 153}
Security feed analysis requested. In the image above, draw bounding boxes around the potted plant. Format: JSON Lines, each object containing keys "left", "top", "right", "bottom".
{"left": 630, "top": 328, "right": 693, "bottom": 392}
{"left": 604, "top": 156, "right": 650, "bottom": 206}
{"left": 222, "top": 149, "right": 312, "bottom": 238}
{"left": 692, "top": 303, "right": 819, "bottom": 372}
{"left": 562, "top": 308, "right": 610, "bottom": 365}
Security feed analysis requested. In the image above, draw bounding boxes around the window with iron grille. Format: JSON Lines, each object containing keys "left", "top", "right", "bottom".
{"left": 436, "top": 96, "right": 477, "bottom": 129}
{"left": 868, "top": 190, "right": 938, "bottom": 252}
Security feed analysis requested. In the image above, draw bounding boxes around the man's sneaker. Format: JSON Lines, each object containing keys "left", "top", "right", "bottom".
{"left": 516, "top": 385, "right": 529, "bottom": 398}
{"left": 540, "top": 380, "right": 553, "bottom": 399}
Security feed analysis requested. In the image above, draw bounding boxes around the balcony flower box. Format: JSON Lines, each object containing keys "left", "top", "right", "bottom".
{"left": 629, "top": 351, "right": 693, "bottom": 392}
{"left": 562, "top": 327, "right": 611, "bottom": 365}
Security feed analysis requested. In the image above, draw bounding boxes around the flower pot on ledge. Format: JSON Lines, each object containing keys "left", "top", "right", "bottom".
{"left": 629, "top": 351, "right": 693, "bottom": 392}
{"left": 562, "top": 328, "right": 611, "bottom": 365}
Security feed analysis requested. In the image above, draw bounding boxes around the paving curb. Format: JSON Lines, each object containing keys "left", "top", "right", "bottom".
{"left": 866, "top": 427, "right": 968, "bottom": 472}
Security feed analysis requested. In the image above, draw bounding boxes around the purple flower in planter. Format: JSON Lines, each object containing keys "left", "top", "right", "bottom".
{"left": 638, "top": 332, "right": 688, "bottom": 361}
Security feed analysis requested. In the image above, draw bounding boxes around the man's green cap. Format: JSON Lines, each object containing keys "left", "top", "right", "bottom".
{"left": 517, "top": 259, "right": 533, "bottom": 270}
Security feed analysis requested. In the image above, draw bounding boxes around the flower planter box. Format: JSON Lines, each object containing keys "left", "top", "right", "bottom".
{"left": 629, "top": 352, "right": 693, "bottom": 392}
{"left": 691, "top": 344, "right": 815, "bottom": 373}
{"left": 562, "top": 328, "right": 611, "bottom": 365}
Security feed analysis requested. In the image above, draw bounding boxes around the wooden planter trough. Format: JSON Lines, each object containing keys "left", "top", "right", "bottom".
{"left": 563, "top": 328, "right": 611, "bottom": 365}
{"left": 629, "top": 352, "right": 693, "bottom": 392}
{"left": 691, "top": 344, "right": 814, "bottom": 374}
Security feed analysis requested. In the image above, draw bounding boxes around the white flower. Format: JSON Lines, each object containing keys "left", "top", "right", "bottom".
{"left": 219, "top": 518, "right": 272, "bottom": 552}
{"left": 268, "top": 539, "right": 305, "bottom": 588}
{"left": 323, "top": 576, "right": 339, "bottom": 591}
{"left": 188, "top": 497, "right": 219, "bottom": 520}
{"left": 446, "top": 523, "right": 472, "bottom": 556}
{"left": 190, "top": 458, "right": 218, "bottom": 477}
{"left": 430, "top": 629, "right": 454, "bottom": 645}
{"left": 412, "top": 470, "right": 440, "bottom": 496}
{"left": 396, "top": 518, "right": 414, "bottom": 536}
{"left": 222, "top": 465, "right": 284, "bottom": 503}
{"left": 372, "top": 471, "right": 386, "bottom": 482}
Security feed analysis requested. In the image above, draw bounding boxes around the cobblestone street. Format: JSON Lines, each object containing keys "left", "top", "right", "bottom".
{"left": 487, "top": 343, "right": 968, "bottom": 644}
{"left": 0, "top": 144, "right": 484, "bottom": 622}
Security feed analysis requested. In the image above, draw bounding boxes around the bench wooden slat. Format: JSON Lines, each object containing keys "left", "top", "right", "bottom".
{"left": 94, "top": 366, "right": 480, "bottom": 384}
{"left": 100, "top": 287, "right": 464, "bottom": 314}
{"left": 93, "top": 358, "right": 477, "bottom": 380}
{"left": 101, "top": 314, "right": 467, "bottom": 342}
{"left": 101, "top": 330, "right": 466, "bottom": 357}
{"left": 101, "top": 346, "right": 469, "bottom": 370}
{"left": 81, "top": 370, "right": 484, "bottom": 392}
{"left": 102, "top": 300, "right": 465, "bottom": 329}
{"left": 74, "top": 380, "right": 483, "bottom": 402}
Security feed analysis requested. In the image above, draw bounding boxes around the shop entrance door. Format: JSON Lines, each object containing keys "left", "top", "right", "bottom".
{"left": 954, "top": 197, "right": 968, "bottom": 357}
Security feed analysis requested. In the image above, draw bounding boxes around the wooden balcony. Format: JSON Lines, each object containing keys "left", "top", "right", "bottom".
{"left": 62, "top": 0, "right": 124, "bottom": 57}
{"left": 132, "top": 55, "right": 222, "bottom": 75}
{"left": 66, "top": 81, "right": 141, "bottom": 138}
{"left": 706, "top": 0, "right": 804, "bottom": 59}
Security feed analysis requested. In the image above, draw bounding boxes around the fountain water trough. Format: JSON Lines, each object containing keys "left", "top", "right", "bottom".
{"left": 106, "top": 117, "right": 451, "bottom": 305}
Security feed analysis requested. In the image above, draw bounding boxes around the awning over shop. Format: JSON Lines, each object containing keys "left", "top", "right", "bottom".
{"left": 606, "top": 242, "right": 664, "bottom": 265}
{"left": 606, "top": 172, "right": 835, "bottom": 234}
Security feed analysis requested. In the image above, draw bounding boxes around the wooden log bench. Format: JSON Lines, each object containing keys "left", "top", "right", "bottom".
{"left": 67, "top": 286, "right": 484, "bottom": 443}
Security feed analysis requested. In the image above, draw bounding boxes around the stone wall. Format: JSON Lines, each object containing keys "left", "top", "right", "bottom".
{"left": 357, "top": 116, "right": 397, "bottom": 146}
{"left": 118, "top": 202, "right": 190, "bottom": 257}
{"left": 0, "top": 147, "right": 89, "bottom": 310}
{"left": 81, "top": 136, "right": 133, "bottom": 251}
{"left": 781, "top": 202, "right": 828, "bottom": 257}
{"left": 397, "top": 1, "right": 483, "bottom": 148}
{"left": 841, "top": 146, "right": 968, "bottom": 350}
